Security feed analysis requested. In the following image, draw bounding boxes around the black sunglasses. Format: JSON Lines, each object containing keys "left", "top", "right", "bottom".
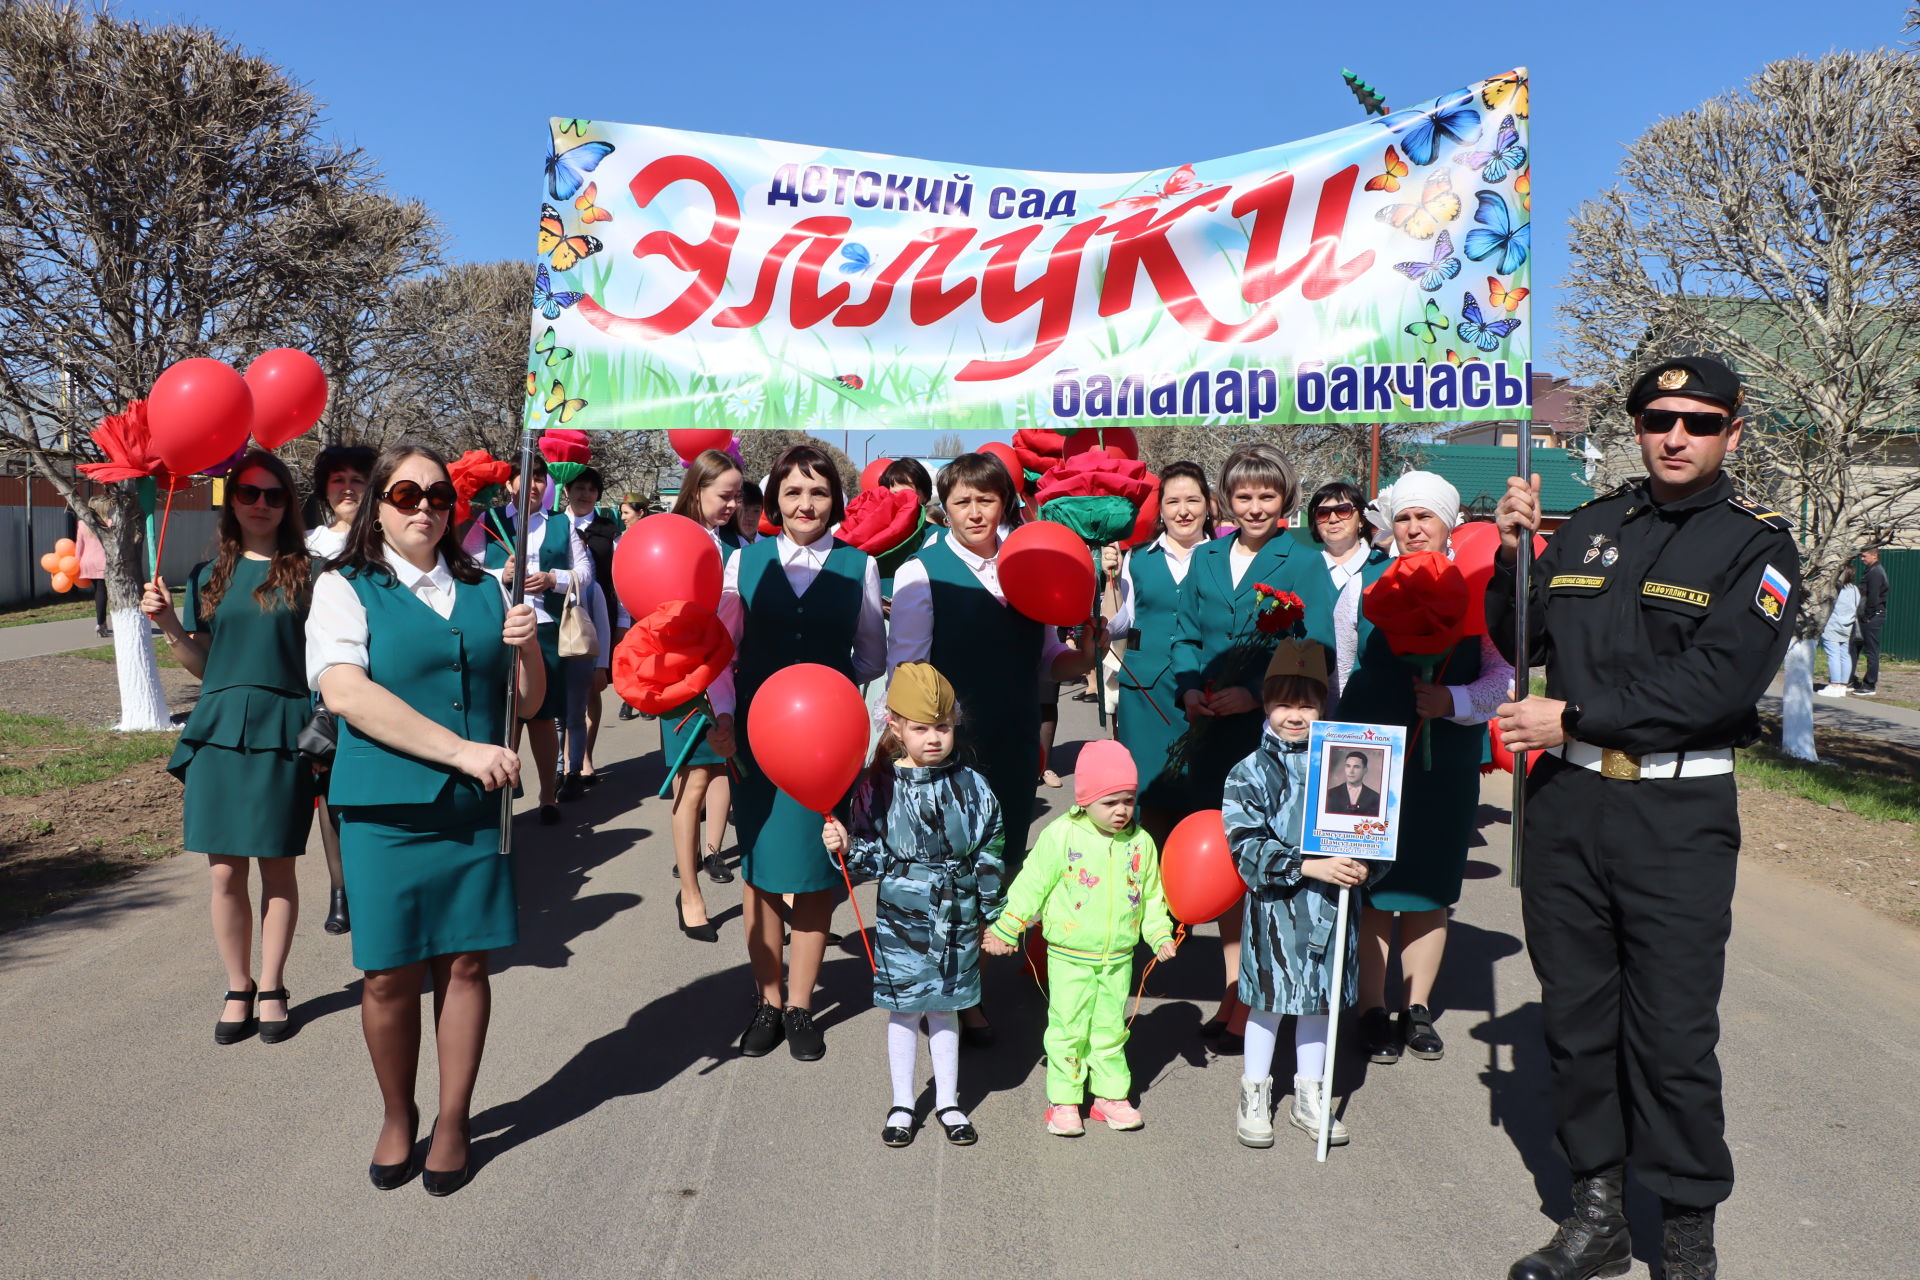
{"left": 231, "top": 483, "right": 287, "bottom": 509}
{"left": 1314, "top": 501, "right": 1358, "bottom": 521}
{"left": 381, "top": 480, "right": 458, "bottom": 513}
{"left": 1636, "top": 409, "right": 1731, "bottom": 437}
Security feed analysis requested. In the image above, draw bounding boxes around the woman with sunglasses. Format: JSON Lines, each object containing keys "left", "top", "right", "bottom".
{"left": 307, "top": 444, "right": 543, "bottom": 1196}
{"left": 142, "top": 450, "right": 317, "bottom": 1046}
{"left": 1305, "top": 481, "right": 1391, "bottom": 702}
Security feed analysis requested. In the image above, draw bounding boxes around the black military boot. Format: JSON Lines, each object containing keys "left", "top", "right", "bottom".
{"left": 1661, "top": 1202, "right": 1717, "bottom": 1279}
{"left": 1508, "top": 1166, "right": 1632, "bottom": 1280}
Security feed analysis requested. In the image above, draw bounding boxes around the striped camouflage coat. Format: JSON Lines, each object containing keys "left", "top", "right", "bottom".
{"left": 845, "top": 760, "right": 1006, "bottom": 1012}
{"left": 1223, "top": 729, "right": 1385, "bottom": 1015}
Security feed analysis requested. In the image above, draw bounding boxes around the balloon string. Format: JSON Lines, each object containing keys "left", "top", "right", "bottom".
{"left": 1110, "top": 652, "right": 1171, "bottom": 726}
{"left": 828, "top": 828, "right": 878, "bottom": 973}
{"left": 1128, "top": 923, "right": 1185, "bottom": 1027}
{"left": 151, "top": 479, "right": 177, "bottom": 584}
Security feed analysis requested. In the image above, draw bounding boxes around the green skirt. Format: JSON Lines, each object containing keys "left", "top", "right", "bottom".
{"left": 732, "top": 718, "right": 839, "bottom": 895}
{"left": 522, "top": 621, "right": 564, "bottom": 721}
{"left": 337, "top": 802, "right": 518, "bottom": 970}
{"left": 176, "top": 742, "right": 316, "bottom": 858}
{"left": 659, "top": 697, "right": 724, "bottom": 771}
{"left": 1364, "top": 745, "right": 1481, "bottom": 912}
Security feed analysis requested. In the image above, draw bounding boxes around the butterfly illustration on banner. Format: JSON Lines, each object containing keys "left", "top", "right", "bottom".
{"left": 1392, "top": 231, "right": 1462, "bottom": 292}
{"left": 1376, "top": 171, "right": 1462, "bottom": 240}
{"left": 533, "top": 326, "right": 573, "bottom": 368}
{"left": 538, "top": 205, "right": 603, "bottom": 272}
{"left": 1514, "top": 167, "right": 1531, "bottom": 213}
{"left": 533, "top": 264, "right": 584, "bottom": 320}
{"left": 1455, "top": 115, "right": 1527, "bottom": 184}
{"left": 546, "top": 136, "right": 614, "bottom": 201}
{"left": 1457, "top": 292, "right": 1522, "bottom": 351}
{"left": 1398, "top": 348, "right": 1481, "bottom": 404}
{"left": 1381, "top": 88, "right": 1482, "bottom": 167}
{"left": 1404, "top": 298, "right": 1450, "bottom": 345}
{"left": 1099, "top": 163, "right": 1216, "bottom": 211}
{"left": 556, "top": 119, "right": 593, "bottom": 137}
{"left": 539, "top": 379, "right": 588, "bottom": 423}
{"left": 574, "top": 182, "right": 612, "bottom": 225}
{"left": 1486, "top": 277, "right": 1529, "bottom": 312}
{"left": 1365, "top": 146, "right": 1409, "bottom": 193}
{"left": 839, "top": 244, "right": 871, "bottom": 275}
{"left": 1481, "top": 70, "right": 1529, "bottom": 119}
{"left": 1464, "top": 191, "right": 1531, "bottom": 274}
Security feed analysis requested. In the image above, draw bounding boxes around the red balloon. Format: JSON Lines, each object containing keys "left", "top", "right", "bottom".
{"left": 1488, "top": 720, "right": 1544, "bottom": 775}
{"left": 1062, "top": 426, "right": 1138, "bottom": 461}
{"left": 997, "top": 520, "right": 1096, "bottom": 626}
{"left": 978, "top": 441, "right": 1022, "bottom": 489}
{"left": 148, "top": 358, "right": 253, "bottom": 476}
{"left": 612, "top": 513, "right": 722, "bottom": 620}
{"left": 746, "top": 663, "right": 870, "bottom": 813}
{"left": 245, "top": 349, "right": 328, "bottom": 449}
{"left": 859, "top": 456, "right": 893, "bottom": 493}
{"left": 669, "top": 429, "right": 735, "bottom": 462}
{"left": 1452, "top": 520, "right": 1547, "bottom": 634}
{"left": 1161, "top": 809, "right": 1245, "bottom": 924}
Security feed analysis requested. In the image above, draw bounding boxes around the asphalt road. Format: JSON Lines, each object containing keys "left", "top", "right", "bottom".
{"left": 2, "top": 700, "right": 1916, "bottom": 1279}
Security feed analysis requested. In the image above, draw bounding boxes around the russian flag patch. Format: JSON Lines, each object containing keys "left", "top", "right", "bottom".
{"left": 1754, "top": 563, "right": 1790, "bottom": 623}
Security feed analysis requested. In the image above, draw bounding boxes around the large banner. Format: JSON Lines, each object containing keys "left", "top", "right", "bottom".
{"left": 527, "top": 70, "right": 1531, "bottom": 434}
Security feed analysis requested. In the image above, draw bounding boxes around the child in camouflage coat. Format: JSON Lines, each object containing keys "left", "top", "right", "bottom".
{"left": 824, "top": 663, "right": 1004, "bottom": 1148}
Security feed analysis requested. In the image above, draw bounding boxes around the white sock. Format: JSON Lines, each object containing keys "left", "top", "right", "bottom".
{"left": 887, "top": 1012, "right": 919, "bottom": 1112}
{"left": 1295, "top": 1013, "right": 1329, "bottom": 1080}
{"left": 1243, "top": 1009, "right": 1283, "bottom": 1083}
{"left": 927, "top": 1011, "right": 962, "bottom": 1117}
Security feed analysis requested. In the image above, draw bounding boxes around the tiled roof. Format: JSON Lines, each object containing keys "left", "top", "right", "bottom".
{"left": 1411, "top": 443, "right": 1594, "bottom": 516}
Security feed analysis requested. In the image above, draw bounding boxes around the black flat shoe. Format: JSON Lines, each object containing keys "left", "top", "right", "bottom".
{"left": 1214, "top": 1032, "right": 1244, "bottom": 1055}
{"left": 1361, "top": 1007, "right": 1402, "bottom": 1064}
{"left": 618, "top": 703, "right": 639, "bottom": 721}
{"left": 738, "top": 1001, "right": 785, "bottom": 1056}
{"left": 556, "top": 771, "right": 584, "bottom": 802}
{"left": 579, "top": 771, "right": 601, "bottom": 790}
{"left": 214, "top": 981, "right": 257, "bottom": 1045}
{"left": 960, "top": 1020, "right": 996, "bottom": 1050}
{"left": 257, "top": 987, "right": 293, "bottom": 1044}
{"left": 784, "top": 1007, "right": 825, "bottom": 1061}
{"left": 1403, "top": 1004, "right": 1444, "bottom": 1060}
{"left": 422, "top": 1164, "right": 473, "bottom": 1197}
{"left": 538, "top": 804, "right": 562, "bottom": 826}
{"left": 676, "top": 891, "right": 718, "bottom": 943}
{"left": 935, "top": 1107, "right": 978, "bottom": 1146}
{"left": 323, "top": 887, "right": 350, "bottom": 935}
{"left": 881, "top": 1107, "right": 917, "bottom": 1148}
{"left": 702, "top": 850, "right": 734, "bottom": 884}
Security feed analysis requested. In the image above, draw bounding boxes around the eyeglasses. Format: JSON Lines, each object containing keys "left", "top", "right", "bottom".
{"left": 1314, "top": 502, "right": 1358, "bottom": 521}
{"left": 231, "top": 484, "right": 287, "bottom": 509}
{"left": 381, "top": 480, "right": 458, "bottom": 513}
{"left": 1636, "top": 409, "right": 1731, "bottom": 437}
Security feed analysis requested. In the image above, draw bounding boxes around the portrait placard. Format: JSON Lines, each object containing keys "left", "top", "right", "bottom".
{"left": 1302, "top": 721, "right": 1406, "bottom": 862}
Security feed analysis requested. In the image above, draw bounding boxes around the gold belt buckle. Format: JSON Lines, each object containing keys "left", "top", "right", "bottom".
{"left": 1600, "top": 749, "right": 1642, "bottom": 781}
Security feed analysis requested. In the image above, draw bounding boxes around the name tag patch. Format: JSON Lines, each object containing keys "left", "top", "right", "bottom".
{"left": 1642, "top": 581, "right": 1711, "bottom": 609}
{"left": 1754, "top": 563, "right": 1790, "bottom": 623}
{"left": 1550, "top": 574, "right": 1607, "bottom": 590}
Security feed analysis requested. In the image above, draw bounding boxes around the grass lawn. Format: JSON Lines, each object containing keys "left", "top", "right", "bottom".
{"left": 0, "top": 711, "right": 177, "bottom": 798}
{"left": 1738, "top": 744, "right": 1920, "bottom": 828}
{"left": 0, "top": 586, "right": 182, "bottom": 629}
{"left": 71, "top": 635, "right": 180, "bottom": 669}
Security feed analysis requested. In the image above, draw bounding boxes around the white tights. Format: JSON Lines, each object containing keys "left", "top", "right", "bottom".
{"left": 888, "top": 1011, "right": 963, "bottom": 1119}
{"left": 1242, "top": 1010, "right": 1329, "bottom": 1083}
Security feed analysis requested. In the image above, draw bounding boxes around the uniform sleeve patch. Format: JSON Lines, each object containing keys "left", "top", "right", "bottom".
{"left": 1753, "top": 563, "right": 1790, "bottom": 623}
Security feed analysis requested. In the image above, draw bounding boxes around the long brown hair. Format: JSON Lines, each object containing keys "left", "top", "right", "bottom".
{"left": 672, "top": 449, "right": 742, "bottom": 526}
{"left": 197, "top": 449, "right": 312, "bottom": 617}
{"left": 335, "top": 442, "right": 487, "bottom": 586}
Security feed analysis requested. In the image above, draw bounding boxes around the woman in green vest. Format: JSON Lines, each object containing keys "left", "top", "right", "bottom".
{"left": 708, "top": 444, "right": 887, "bottom": 1061}
{"left": 309, "top": 444, "right": 545, "bottom": 1197}
{"left": 142, "top": 450, "right": 316, "bottom": 1047}
{"left": 662, "top": 448, "right": 746, "bottom": 940}
{"left": 887, "top": 451, "right": 1098, "bottom": 1043}
{"left": 1305, "top": 480, "right": 1393, "bottom": 703}
{"left": 1169, "top": 444, "right": 1337, "bottom": 1046}
{"left": 1336, "top": 471, "right": 1512, "bottom": 1067}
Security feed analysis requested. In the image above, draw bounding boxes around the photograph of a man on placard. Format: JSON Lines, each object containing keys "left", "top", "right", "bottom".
{"left": 1320, "top": 746, "right": 1384, "bottom": 828}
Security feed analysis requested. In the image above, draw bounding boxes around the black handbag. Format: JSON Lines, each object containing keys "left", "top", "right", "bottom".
{"left": 297, "top": 704, "right": 337, "bottom": 765}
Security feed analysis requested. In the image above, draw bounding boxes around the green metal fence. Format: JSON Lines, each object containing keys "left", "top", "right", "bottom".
{"left": 1879, "top": 549, "right": 1918, "bottom": 662}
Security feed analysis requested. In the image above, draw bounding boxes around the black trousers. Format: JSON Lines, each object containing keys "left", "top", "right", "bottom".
{"left": 1520, "top": 755, "right": 1739, "bottom": 1207}
{"left": 1850, "top": 616, "right": 1883, "bottom": 689}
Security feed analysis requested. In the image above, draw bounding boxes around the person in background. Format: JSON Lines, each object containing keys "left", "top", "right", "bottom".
{"left": 78, "top": 497, "right": 111, "bottom": 636}
{"left": 142, "top": 449, "right": 316, "bottom": 1047}
{"left": 558, "top": 466, "right": 618, "bottom": 794}
{"left": 305, "top": 445, "right": 375, "bottom": 563}
{"left": 1305, "top": 480, "right": 1389, "bottom": 702}
{"left": 1852, "top": 547, "right": 1887, "bottom": 695}
{"left": 1819, "top": 567, "right": 1860, "bottom": 698}
{"left": 618, "top": 494, "right": 646, "bottom": 529}
{"left": 734, "top": 479, "right": 764, "bottom": 544}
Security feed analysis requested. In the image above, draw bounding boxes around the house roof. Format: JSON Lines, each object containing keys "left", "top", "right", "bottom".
{"left": 1412, "top": 443, "right": 1594, "bottom": 516}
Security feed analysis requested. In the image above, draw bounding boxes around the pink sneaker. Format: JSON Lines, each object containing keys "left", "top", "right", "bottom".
{"left": 1044, "top": 1104, "right": 1084, "bottom": 1136}
{"left": 1089, "top": 1098, "right": 1143, "bottom": 1130}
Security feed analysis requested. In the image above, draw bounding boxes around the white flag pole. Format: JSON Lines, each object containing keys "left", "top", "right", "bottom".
{"left": 1317, "top": 885, "right": 1351, "bottom": 1163}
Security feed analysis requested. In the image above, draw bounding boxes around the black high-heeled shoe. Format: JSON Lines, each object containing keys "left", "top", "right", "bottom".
{"left": 676, "top": 892, "right": 718, "bottom": 943}
{"left": 368, "top": 1106, "right": 419, "bottom": 1190}
{"left": 323, "top": 887, "right": 350, "bottom": 935}
{"left": 257, "top": 988, "right": 293, "bottom": 1044}
{"left": 214, "top": 981, "right": 257, "bottom": 1044}
{"left": 421, "top": 1125, "right": 473, "bottom": 1197}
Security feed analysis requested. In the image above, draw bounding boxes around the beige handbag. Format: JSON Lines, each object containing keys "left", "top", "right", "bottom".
{"left": 557, "top": 578, "right": 599, "bottom": 659}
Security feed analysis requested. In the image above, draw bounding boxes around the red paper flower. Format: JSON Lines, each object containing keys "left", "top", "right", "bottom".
{"left": 76, "top": 400, "right": 188, "bottom": 489}
{"left": 1013, "top": 427, "right": 1071, "bottom": 479}
{"left": 539, "top": 428, "right": 591, "bottom": 466}
{"left": 1035, "top": 450, "right": 1154, "bottom": 508}
{"left": 448, "top": 449, "right": 513, "bottom": 525}
{"left": 1362, "top": 550, "right": 1472, "bottom": 657}
{"left": 611, "top": 600, "right": 736, "bottom": 715}
{"left": 837, "top": 487, "right": 923, "bottom": 556}
{"left": 759, "top": 509, "right": 779, "bottom": 538}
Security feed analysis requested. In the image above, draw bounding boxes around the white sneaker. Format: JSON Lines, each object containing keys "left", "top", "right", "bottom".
{"left": 1289, "top": 1074, "right": 1349, "bottom": 1145}
{"left": 1237, "top": 1076, "right": 1275, "bottom": 1148}
{"left": 1817, "top": 685, "right": 1850, "bottom": 698}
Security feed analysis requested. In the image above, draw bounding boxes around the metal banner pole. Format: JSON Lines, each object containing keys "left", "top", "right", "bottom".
{"left": 1510, "top": 428, "right": 1534, "bottom": 889}
{"left": 500, "top": 426, "right": 539, "bottom": 853}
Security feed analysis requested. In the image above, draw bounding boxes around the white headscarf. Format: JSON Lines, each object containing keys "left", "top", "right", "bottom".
{"left": 1366, "top": 470, "right": 1462, "bottom": 540}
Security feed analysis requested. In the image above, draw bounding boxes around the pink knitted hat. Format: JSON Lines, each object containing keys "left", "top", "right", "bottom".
{"left": 1074, "top": 740, "right": 1138, "bottom": 807}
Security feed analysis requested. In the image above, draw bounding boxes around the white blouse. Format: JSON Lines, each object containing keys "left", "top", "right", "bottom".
{"left": 461, "top": 503, "right": 592, "bottom": 626}
{"left": 306, "top": 554, "right": 512, "bottom": 690}
{"left": 304, "top": 525, "right": 348, "bottom": 560}
{"left": 887, "top": 532, "right": 1075, "bottom": 678}
{"left": 1324, "top": 545, "right": 1369, "bottom": 698}
{"left": 709, "top": 534, "right": 887, "bottom": 716}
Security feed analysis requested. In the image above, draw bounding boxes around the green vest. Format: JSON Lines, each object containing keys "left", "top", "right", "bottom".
{"left": 329, "top": 566, "right": 511, "bottom": 814}
{"left": 917, "top": 536, "right": 1044, "bottom": 753}
{"left": 1120, "top": 540, "right": 1183, "bottom": 692}
{"left": 482, "top": 508, "right": 569, "bottom": 616}
{"left": 734, "top": 536, "right": 867, "bottom": 697}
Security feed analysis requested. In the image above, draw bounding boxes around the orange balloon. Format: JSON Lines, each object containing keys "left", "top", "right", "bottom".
{"left": 74, "top": 577, "right": 92, "bottom": 589}
{"left": 39, "top": 551, "right": 58, "bottom": 572}
{"left": 57, "top": 555, "right": 80, "bottom": 577}
{"left": 51, "top": 572, "right": 73, "bottom": 593}
{"left": 54, "top": 537, "right": 76, "bottom": 556}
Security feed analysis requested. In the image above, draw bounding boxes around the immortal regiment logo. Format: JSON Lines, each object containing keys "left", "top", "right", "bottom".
{"left": 525, "top": 72, "right": 1532, "bottom": 434}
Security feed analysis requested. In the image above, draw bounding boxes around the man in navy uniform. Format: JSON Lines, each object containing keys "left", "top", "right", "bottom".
{"left": 1489, "top": 356, "right": 1801, "bottom": 1280}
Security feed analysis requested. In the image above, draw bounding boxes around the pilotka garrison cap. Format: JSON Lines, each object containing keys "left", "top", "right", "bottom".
{"left": 1625, "top": 355, "right": 1744, "bottom": 415}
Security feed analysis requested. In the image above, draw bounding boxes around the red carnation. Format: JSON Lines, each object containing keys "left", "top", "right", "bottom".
{"left": 837, "top": 487, "right": 924, "bottom": 556}
{"left": 448, "top": 449, "right": 513, "bottom": 526}
{"left": 1362, "top": 551, "right": 1472, "bottom": 658}
{"left": 611, "top": 600, "right": 736, "bottom": 716}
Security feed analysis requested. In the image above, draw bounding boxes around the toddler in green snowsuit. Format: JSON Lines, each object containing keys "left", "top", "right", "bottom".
{"left": 985, "top": 740, "right": 1176, "bottom": 1135}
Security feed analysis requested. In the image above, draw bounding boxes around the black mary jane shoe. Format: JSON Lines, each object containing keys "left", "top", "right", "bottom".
{"left": 214, "top": 981, "right": 257, "bottom": 1045}
{"left": 368, "top": 1107, "right": 421, "bottom": 1190}
{"left": 1403, "top": 1004, "right": 1445, "bottom": 1060}
{"left": 538, "top": 804, "right": 562, "bottom": 826}
{"left": 675, "top": 892, "right": 718, "bottom": 943}
{"left": 881, "top": 1107, "right": 917, "bottom": 1148}
{"left": 323, "top": 887, "right": 350, "bottom": 935}
{"left": 702, "top": 849, "right": 735, "bottom": 884}
{"left": 738, "top": 1001, "right": 785, "bottom": 1057}
{"left": 935, "top": 1107, "right": 978, "bottom": 1146}
{"left": 257, "top": 988, "right": 293, "bottom": 1044}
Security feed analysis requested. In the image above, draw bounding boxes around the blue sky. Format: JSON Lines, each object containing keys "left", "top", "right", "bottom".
{"left": 127, "top": 0, "right": 1904, "bottom": 461}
